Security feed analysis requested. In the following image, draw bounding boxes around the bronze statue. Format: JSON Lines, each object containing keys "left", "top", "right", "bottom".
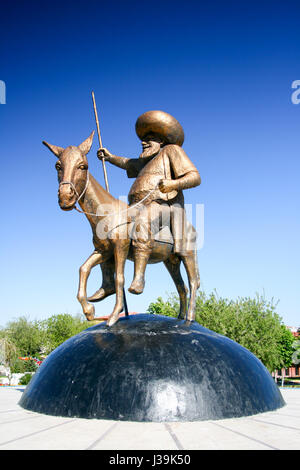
{"left": 43, "top": 110, "right": 201, "bottom": 326}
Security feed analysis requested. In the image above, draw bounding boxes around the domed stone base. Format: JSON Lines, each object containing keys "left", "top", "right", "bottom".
{"left": 19, "top": 314, "right": 285, "bottom": 422}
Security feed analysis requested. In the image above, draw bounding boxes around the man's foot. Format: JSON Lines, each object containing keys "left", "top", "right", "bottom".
{"left": 128, "top": 277, "right": 145, "bottom": 295}
{"left": 87, "top": 286, "right": 115, "bottom": 302}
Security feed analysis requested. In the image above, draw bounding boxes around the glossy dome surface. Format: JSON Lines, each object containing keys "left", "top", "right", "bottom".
{"left": 19, "top": 314, "right": 284, "bottom": 421}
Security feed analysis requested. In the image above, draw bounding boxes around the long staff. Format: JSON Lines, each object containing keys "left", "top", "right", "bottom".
{"left": 91, "top": 91, "right": 128, "bottom": 317}
{"left": 92, "top": 91, "right": 110, "bottom": 193}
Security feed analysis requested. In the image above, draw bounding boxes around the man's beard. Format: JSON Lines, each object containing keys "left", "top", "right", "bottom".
{"left": 139, "top": 143, "right": 161, "bottom": 159}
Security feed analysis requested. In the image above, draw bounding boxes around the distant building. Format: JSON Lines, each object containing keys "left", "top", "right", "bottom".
{"left": 286, "top": 326, "right": 299, "bottom": 337}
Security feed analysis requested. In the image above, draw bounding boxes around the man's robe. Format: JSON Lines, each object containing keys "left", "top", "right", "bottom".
{"left": 125, "top": 144, "right": 198, "bottom": 253}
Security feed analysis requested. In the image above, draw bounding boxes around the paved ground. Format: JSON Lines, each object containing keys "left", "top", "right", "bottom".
{"left": 0, "top": 387, "right": 299, "bottom": 450}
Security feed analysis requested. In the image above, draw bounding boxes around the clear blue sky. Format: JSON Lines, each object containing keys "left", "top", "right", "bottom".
{"left": 1, "top": 0, "right": 299, "bottom": 327}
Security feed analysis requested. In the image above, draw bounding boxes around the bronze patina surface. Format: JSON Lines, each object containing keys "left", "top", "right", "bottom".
{"left": 43, "top": 110, "right": 201, "bottom": 326}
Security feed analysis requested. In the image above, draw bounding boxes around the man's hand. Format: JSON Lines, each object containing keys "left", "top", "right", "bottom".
{"left": 158, "top": 179, "right": 177, "bottom": 193}
{"left": 97, "top": 147, "right": 113, "bottom": 161}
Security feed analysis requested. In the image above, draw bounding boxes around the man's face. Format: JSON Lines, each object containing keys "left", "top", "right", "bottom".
{"left": 140, "top": 136, "right": 162, "bottom": 159}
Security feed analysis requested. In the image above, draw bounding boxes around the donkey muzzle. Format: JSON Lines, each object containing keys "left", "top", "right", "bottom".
{"left": 58, "top": 182, "right": 78, "bottom": 210}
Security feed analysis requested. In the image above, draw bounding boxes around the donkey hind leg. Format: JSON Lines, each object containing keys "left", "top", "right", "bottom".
{"left": 87, "top": 258, "right": 115, "bottom": 302}
{"left": 181, "top": 251, "right": 200, "bottom": 322}
{"left": 164, "top": 255, "right": 188, "bottom": 320}
{"left": 106, "top": 243, "right": 129, "bottom": 327}
{"left": 77, "top": 251, "right": 104, "bottom": 321}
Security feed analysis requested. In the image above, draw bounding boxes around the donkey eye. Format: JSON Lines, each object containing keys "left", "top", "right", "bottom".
{"left": 55, "top": 162, "right": 62, "bottom": 171}
{"left": 78, "top": 164, "right": 87, "bottom": 170}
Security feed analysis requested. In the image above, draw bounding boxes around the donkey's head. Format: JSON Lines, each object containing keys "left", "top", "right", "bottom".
{"left": 43, "top": 131, "right": 94, "bottom": 211}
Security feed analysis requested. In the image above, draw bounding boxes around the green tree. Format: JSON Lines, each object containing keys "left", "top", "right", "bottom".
{"left": 291, "top": 338, "right": 300, "bottom": 367}
{"left": 10, "top": 357, "right": 38, "bottom": 374}
{"left": 41, "top": 313, "right": 88, "bottom": 353}
{"left": 0, "top": 336, "right": 17, "bottom": 369}
{"left": 274, "top": 325, "right": 295, "bottom": 370}
{"left": 19, "top": 373, "right": 33, "bottom": 386}
{"left": 147, "top": 291, "right": 293, "bottom": 372}
{"left": 148, "top": 296, "right": 180, "bottom": 317}
{"left": 2, "top": 316, "right": 46, "bottom": 358}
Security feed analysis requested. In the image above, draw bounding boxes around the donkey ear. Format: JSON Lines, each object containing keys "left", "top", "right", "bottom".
{"left": 42, "top": 141, "right": 64, "bottom": 157}
{"left": 78, "top": 131, "right": 95, "bottom": 156}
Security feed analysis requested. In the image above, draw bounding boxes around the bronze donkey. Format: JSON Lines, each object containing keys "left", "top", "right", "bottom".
{"left": 43, "top": 132, "right": 200, "bottom": 326}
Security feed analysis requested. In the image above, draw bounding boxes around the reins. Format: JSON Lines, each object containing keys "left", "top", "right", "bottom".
{"left": 70, "top": 173, "right": 160, "bottom": 218}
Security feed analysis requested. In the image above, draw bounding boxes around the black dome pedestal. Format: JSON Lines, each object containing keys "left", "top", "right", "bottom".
{"left": 19, "top": 314, "right": 285, "bottom": 422}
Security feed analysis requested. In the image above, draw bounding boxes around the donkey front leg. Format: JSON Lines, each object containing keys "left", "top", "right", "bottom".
{"left": 106, "top": 244, "right": 129, "bottom": 327}
{"left": 77, "top": 251, "right": 103, "bottom": 321}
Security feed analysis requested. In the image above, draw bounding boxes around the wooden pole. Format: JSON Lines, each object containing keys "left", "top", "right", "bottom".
{"left": 91, "top": 91, "right": 128, "bottom": 317}
{"left": 91, "top": 91, "right": 110, "bottom": 193}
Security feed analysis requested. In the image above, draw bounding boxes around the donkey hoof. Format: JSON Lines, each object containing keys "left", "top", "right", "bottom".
{"left": 106, "top": 314, "right": 119, "bottom": 327}
{"left": 84, "top": 304, "right": 95, "bottom": 321}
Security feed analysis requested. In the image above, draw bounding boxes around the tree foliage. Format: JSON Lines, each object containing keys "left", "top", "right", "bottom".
{"left": 148, "top": 296, "right": 180, "bottom": 317}
{"left": 0, "top": 337, "right": 17, "bottom": 369}
{"left": 0, "top": 316, "right": 45, "bottom": 358}
{"left": 40, "top": 313, "right": 89, "bottom": 353}
{"left": 10, "top": 357, "right": 38, "bottom": 374}
{"left": 275, "top": 325, "right": 295, "bottom": 370}
{"left": 148, "top": 291, "right": 295, "bottom": 372}
{"left": 0, "top": 313, "right": 92, "bottom": 362}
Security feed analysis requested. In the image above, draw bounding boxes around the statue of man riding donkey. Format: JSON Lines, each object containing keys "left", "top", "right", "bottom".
{"left": 43, "top": 105, "right": 201, "bottom": 326}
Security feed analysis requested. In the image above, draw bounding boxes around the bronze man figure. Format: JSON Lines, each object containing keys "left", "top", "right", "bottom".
{"left": 98, "top": 110, "right": 201, "bottom": 295}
